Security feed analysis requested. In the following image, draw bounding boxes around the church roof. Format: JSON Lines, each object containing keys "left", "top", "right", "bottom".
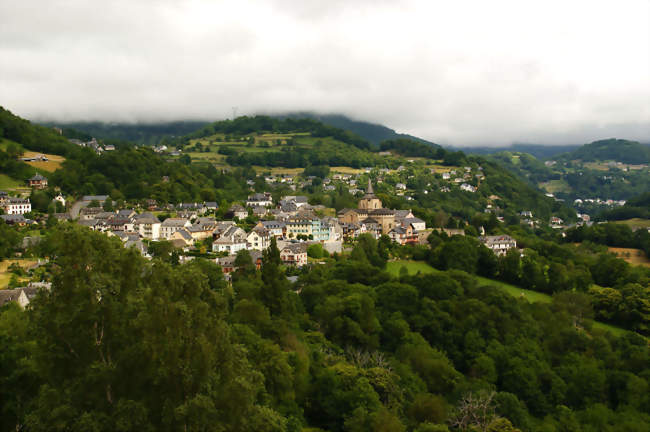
{"left": 363, "top": 178, "right": 376, "bottom": 198}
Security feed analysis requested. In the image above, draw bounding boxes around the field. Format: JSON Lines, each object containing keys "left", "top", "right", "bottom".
{"left": 539, "top": 179, "right": 570, "bottom": 194}
{"left": 0, "top": 174, "right": 22, "bottom": 190}
{"left": 0, "top": 259, "right": 37, "bottom": 289}
{"left": 23, "top": 151, "right": 66, "bottom": 172}
{"left": 474, "top": 275, "right": 552, "bottom": 303}
{"left": 607, "top": 247, "right": 650, "bottom": 268}
{"left": 386, "top": 260, "right": 438, "bottom": 276}
{"left": 613, "top": 218, "right": 650, "bottom": 229}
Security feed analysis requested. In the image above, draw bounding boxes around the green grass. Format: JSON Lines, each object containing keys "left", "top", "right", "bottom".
{"left": 475, "top": 276, "right": 552, "bottom": 303}
{"left": 0, "top": 174, "right": 22, "bottom": 190}
{"left": 613, "top": 218, "right": 650, "bottom": 229}
{"left": 386, "top": 260, "right": 439, "bottom": 276}
{"left": 590, "top": 320, "right": 628, "bottom": 337}
{"left": 539, "top": 179, "right": 570, "bottom": 194}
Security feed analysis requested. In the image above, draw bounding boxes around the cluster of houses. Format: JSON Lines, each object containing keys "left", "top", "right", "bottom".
{"left": 68, "top": 137, "right": 115, "bottom": 154}
{"left": 438, "top": 166, "right": 483, "bottom": 193}
{"left": 337, "top": 180, "right": 427, "bottom": 244}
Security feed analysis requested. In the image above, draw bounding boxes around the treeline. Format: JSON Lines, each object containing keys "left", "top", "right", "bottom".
{"left": 564, "top": 222, "right": 650, "bottom": 257}
{"left": 49, "top": 121, "right": 210, "bottom": 146}
{"left": 49, "top": 147, "right": 252, "bottom": 203}
{"left": 0, "top": 145, "right": 35, "bottom": 182}
{"left": 1, "top": 227, "right": 649, "bottom": 431}
{"left": 598, "top": 192, "right": 650, "bottom": 221}
{"left": 225, "top": 141, "right": 385, "bottom": 169}
{"left": 424, "top": 230, "right": 650, "bottom": 335}
{"left": 0, "top": 106, "right": 82, "bottom": 157}
{"left": 556, "top": 139, "right": 650, "bottom": 164}
{"left": 183, "top": 115, "right": 372, "bottom": 150}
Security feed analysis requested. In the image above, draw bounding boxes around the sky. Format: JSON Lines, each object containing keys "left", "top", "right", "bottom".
{"left": 1, "top": 0, "right": 649, "bottom": 146}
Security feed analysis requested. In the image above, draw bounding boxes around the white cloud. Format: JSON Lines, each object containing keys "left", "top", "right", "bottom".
{"left": 1, "top": 0, "right": 648, "bottom": 145}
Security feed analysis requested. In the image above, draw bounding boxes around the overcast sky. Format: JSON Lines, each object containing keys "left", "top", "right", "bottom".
{"left": 1, "top": 0, "right": 649, "bottom": 146}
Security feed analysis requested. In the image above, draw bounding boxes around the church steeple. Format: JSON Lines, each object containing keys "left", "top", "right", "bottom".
{"left": 366, "top": 178, "right": 374, "bottom": 196}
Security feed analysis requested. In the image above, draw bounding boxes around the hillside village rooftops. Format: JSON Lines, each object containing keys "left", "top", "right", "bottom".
{"left": 82, "top": 195, "right": 109, "bottom": 202}
{"left": 161, "top": 218, "right": 189, "bottom": 227}
{"left": 29, "top": 173, "right": 47, "bottom": 181}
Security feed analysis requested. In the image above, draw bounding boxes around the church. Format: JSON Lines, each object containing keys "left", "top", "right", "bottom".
{"left": 338, "top": 179, "right": 420, "bottom": 238}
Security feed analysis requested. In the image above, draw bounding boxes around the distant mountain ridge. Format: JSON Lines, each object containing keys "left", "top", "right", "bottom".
{"left": 456, "top": 143, "right": 582, "bottom": 159}
{"left": 275, "top": 112, "right": 438, "bottom": 147}
{"left": 555, "top": 138, "right": 650, "bottom": 164}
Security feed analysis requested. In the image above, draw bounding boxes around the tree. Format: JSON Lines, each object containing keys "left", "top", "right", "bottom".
{"left": 450, "top": 391, "right": 498, "bottom": 432}
{"left": 260, "top": 238, "right": 290, "bottom": 316}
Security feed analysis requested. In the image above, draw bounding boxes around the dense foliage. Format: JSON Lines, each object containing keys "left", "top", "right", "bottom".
{"left": 0, "top": 107, "right": 83, "bottom": 157}
{"left": 1, "top": 227, "right": 649, "bottom": 431}
{"left": 44, "top": 121, "right": 210, "bottom": 146}
{"left": 556, "top": 139, "right": 650, "bottom": 164}
{"left": 598, "top": 192, "right": 650, "bottom": 221}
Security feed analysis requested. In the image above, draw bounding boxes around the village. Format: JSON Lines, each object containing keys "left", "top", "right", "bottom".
{"left": 0, "top": 169, "right": 538, "bottom": 290}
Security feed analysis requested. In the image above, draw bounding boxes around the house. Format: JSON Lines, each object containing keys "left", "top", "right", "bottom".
{"left": 0, "top": 286, "right": 41, "bottom": 308}
{"left": 205, "top": 202, "right": 218, "bottom": 211}
{"left": 260, "top": 220, "right": 286, "bottom": 238}
{"left": 550, "top": 217, "right": 564, "bottom": 227}
{"left": 388, "top": 225, "right": 418, "bottom": 245}
{"left": 252, "top": 206, "right": 268, "bottom": 217}
{"left": 212, "top": 225, "right": 247, "bottom": 254}
{"left": 395, "top": 183, "right": 407, "bottom": 191}
{"left": 360, "top": 217, "right": 381, "bottom": 238}
{"left": 160, "top": 218, "right": 191, "bottom": 239}
{"left": 1, "top": 214, "right": 26, "bottom": 225}
{"left": 187, "top": 220, "right": 216, "bottom": 240}
{"left": 520, "top": 211, "right": 533, "bottom": 218}
{"left": 280, "top": 196, "right": 309, "bottom": 208}
{"left": 246, "top": 193, "right": 273, "bottom": 208}
{"left": 441, "top": 172, "right": 451, "bottom": 180}
{"left": 28, "top": 173, "right": 48, "bottom": 189}
{"left": 228, "top": 204, "right": 248, "bottom": 220}
{"left": 247, "top": 225, "right": 271, "bottom": 251}
{"left": 280, "top": 243, "right": 308, "bottom": 267}
{"left": 3, "top": 197, "right": 31, "bottom": 215}
{"left": 171, "top": 228, "right": 195, "bottom": 246}
{"left": 402, "top": 217, "right": 426, "bottom": 231}
{"left": 460, "top": 183, "right": 476, "bottom": 193}
{"left": 53, "top": 193, "right": 66, "bottom": 208}
{"left": 133, "top": 213, "right": 162, "bottom": 240}
{"left": 81, "top": 195, "right": 110, "bottom": 203}
{"left": 479, "top": 235, "right": 517, "bottom": 256}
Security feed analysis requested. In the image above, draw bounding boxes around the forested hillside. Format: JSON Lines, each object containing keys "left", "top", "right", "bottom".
{"left": 556, "top": 139, "right": 650, "bottom": 164}
{"left": 1, "top": 226, "right": 648, "bottom": 431}
{"left": 44, "top": 120, "right": 210, "bottom": 146}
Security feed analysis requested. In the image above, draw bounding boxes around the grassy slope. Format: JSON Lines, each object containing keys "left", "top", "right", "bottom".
{"left": 0, "top": 259, "right": 36, "bottom": 289}
{"left": 0, "top": 174, "right": 22, "bottom": 190}
{"left": 387, "top": 260, "right": 630, "bottom": 337}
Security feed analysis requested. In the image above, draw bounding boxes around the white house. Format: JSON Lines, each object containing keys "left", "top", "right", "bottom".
{"left": 212, "top": 226, "right": 247, "bottom": 254}
{"left": 247, "top": 226, "right": 271, "bottom": 251}
{"left": 479, "top": 235, "right": 517, "bottom": 256}
{"left": 160, "top": 218, "right": 191, "bottom": 240}
{"left": 245, "top": 193, "right": 273, "bottom": 208}
{"left": 3, "top": 197, "right": 31, "bottom": 215}
{"left": 133, "top": 213, "right": 162, "bottom": 240}
{"left": 460, "top": 183, "right": 476, "bottom": 193}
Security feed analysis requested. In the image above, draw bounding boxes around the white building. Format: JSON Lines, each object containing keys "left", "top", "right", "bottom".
{"left": 133, "top": 213, "right": 162, "bottom": 240}
{"left": 3, "top": 197, "right": 31, "bottom": 215}
{"left": 160, "top": 218, "right": 191, "bottom": 240}
{"left": 479, "top": 235, "right": 517, "bottom": 256}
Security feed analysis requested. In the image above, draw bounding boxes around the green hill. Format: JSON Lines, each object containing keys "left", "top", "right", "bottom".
{"left": 556, "top": 138, "right": 650, "bottom": 164}
{"left": 276, "top": 112, "right": 438, "bottom": 146}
